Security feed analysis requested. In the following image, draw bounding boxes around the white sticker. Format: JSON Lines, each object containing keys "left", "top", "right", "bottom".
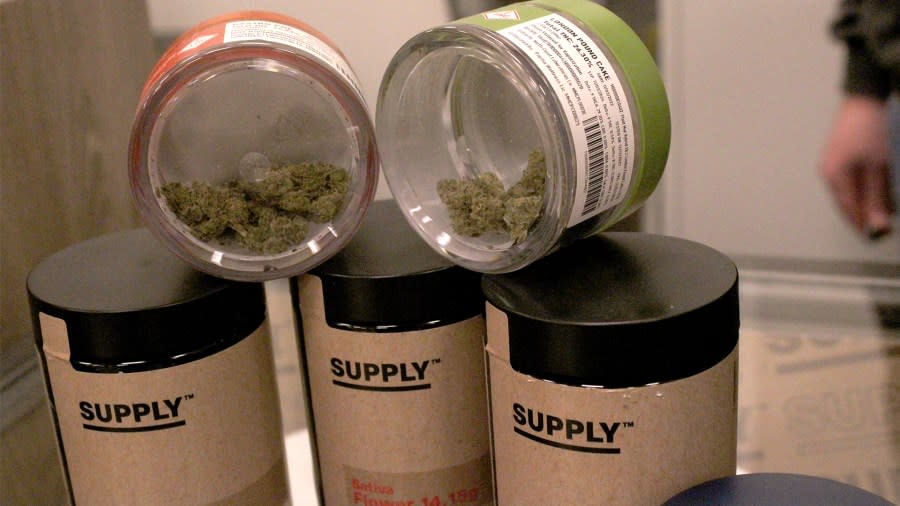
{"left": 224, "top": 20, "right": 365, "bottom": 101}
{"left": 499, "top": 14, "right": 635, "bottom": 226}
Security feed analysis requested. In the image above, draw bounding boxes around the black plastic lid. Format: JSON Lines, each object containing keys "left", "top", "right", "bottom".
{"left": 663, "top": 473, "right": 894, "bottom": 505}
{"left": 27, "top": 228, "right": 265, "bottom": 372}
{"left": 481, "top": 233, "right": 739, "bottom": 387}
{"left": 307, "top": 199, "right": 483, "bottom": 330}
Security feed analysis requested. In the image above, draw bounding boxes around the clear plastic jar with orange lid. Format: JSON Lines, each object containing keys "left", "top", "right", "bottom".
{"left": 130, "top": 11, "right": 378, "bottom": 281}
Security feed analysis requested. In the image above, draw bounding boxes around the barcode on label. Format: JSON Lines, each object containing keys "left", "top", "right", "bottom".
{"left": 581, "top": 115, "right": 607, "bottom": 216}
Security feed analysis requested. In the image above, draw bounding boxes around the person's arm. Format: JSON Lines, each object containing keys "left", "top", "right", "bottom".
{"left": 820, "top": 95, "right": 893, "bottom": 237}
{"left": 820, "top": 0, "right": 897, "bottom": 238}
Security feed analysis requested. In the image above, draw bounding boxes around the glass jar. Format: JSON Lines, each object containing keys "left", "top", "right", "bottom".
{"left": 130, "top": 11, "right": 378, "bottom": 281}
{"left": 377, "top": 0, "right": 670, "bottom": 273}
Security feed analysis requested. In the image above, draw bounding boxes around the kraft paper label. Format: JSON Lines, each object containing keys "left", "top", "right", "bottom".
{"left": 297, "top": 275, "right": 492, "bottom": 505}
{"left": 39, "top": 313, "right": 289, "bottom": 506}
{"left": 486, "top": 304, "right": 737, "bottom": 506}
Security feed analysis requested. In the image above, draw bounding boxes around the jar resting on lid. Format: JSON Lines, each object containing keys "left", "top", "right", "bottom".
{"left": 27, "top": 229, "right": 288, "bottom": 505}
{"left": 377, "top": 0, "right": 670, "bottom": 273}
{"left": 130, "top": 11, "right": 378, "bottom": 281}
{"left": 481, "top": 232, "right": 739, "bottom": 505}
{"left": 292, "top": 200, "right": 491, "bottom": 505}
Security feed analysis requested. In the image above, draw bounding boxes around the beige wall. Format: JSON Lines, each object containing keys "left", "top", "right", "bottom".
{"left": 653, "top": 0, "right": 900, "bottom": 263}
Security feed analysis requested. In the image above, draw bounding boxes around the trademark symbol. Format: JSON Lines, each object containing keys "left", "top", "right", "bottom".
{"left": 431, "top": 358, "right": 441, "bottom": 365}
{"left": 184, "top": 393, "right": 195, "bottom": 400}
{"left": 622, "top": 421, "right": 635, "bottom": 428}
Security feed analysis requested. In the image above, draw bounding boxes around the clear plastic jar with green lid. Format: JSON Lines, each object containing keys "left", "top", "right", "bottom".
{"left": 377, "top": 0, "right": 670, "bottom": 273}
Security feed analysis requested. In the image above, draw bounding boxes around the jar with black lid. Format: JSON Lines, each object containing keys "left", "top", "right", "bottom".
{"left": 27, "top": 229, "right": 289, "bottom": 505}
{"left": 292, "top": 200, "right": 491, "bottom": 505}
{"left": 481, "top": 232, "right": 740, "bottom": 505}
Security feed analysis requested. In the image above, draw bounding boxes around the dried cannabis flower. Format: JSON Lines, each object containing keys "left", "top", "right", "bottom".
{"left": 161, "top": 161, "right": 349, "bottom": 254}
{"left": 437, "top": 149, "right": 546, "bottom": 243}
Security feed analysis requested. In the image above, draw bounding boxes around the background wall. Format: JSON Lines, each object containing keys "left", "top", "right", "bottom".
{"left": 653, "top": 0, "right": 899, "bottom": 264}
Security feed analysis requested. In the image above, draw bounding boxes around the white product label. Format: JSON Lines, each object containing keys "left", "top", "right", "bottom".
{"left": 224, "top": 20, "right": 365, "bottom": 101}
{"left": 499, "top": 14, "right": 635, "bottom": 226}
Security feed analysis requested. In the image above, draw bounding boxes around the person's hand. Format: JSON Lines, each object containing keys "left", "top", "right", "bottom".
{"left": 820, "top": 94, "right": 896, "bottom": 238}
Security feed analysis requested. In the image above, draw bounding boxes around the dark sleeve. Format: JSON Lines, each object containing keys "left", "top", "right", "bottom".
{"left": 831, "top": 0, "right": 899, "bottom": 99}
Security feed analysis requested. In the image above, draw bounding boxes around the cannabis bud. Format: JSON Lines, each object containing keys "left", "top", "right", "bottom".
{"left": 161, "top": 161, "right": 349, "bottom": 254}
{"left": 437, "top": 149, "right": 546, "bottom": 243}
